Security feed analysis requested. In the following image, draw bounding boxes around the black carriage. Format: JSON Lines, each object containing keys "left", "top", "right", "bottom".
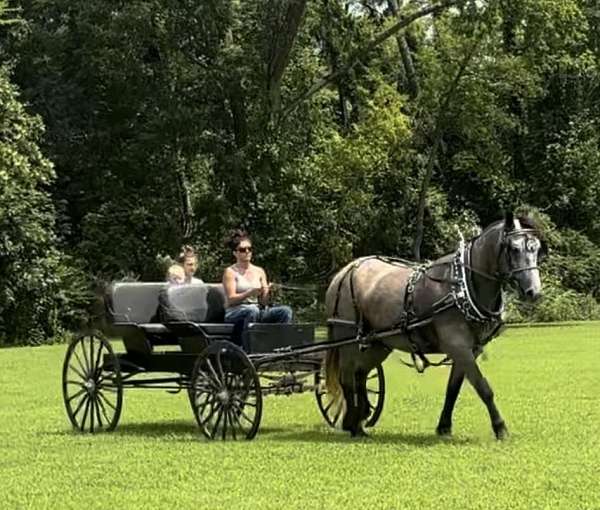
{"left": 62, "top": 282, "right": 385, "bottom": 440}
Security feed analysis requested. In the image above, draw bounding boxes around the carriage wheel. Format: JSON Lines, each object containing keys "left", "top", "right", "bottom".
{"left": 190, "top": 341, "right": 262, "bottom": 440}
{"left": 62, "top": 332, "right": 123, "bottom": 432}
{"left": 315, "top": 363, "right": 385, "bottom": 428}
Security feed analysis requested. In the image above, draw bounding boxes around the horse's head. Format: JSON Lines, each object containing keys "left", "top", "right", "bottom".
{"left": 496, "top": 212, "right": 546, "bottom": 302}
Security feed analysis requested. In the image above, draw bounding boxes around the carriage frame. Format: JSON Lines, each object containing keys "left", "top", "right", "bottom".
{"left": 62, "top": 282, "right": 385, "bottom": 440}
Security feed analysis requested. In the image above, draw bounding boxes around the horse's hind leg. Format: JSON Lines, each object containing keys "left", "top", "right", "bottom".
{"left": 340, "top": 372, "right": 367, "bottom": 437}
{"left": 355, "top": 370, "right": 370, "bottom": 435}
{"left": 436, "top": 363, "right": 465, "bottom": 436}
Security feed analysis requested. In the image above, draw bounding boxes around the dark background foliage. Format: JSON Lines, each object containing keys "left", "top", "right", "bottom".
{"left": 2, "top": 0, "right": 600, "bottom": 343}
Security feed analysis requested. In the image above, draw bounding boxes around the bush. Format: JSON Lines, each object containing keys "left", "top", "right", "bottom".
{"left": 505, "top": 276, "right": 600, "bottom": 323}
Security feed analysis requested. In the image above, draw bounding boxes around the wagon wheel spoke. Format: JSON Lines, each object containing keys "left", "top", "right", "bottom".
{"left": 365, "top": 365, "right": 385, "bottom": 428}
{"left": 89, "top": 335, "right": 96, "bottom": 375}
{"left": 229, "top": 402, "right": 256, "bottom": 427}
{"left": 89, "top": 394, "right": 95, "bottom": 433}
{"left": 71, "top": 350, "right": 89, "bottom": 378}
{"left": 191, "top": 341, "right": 262, "bottom": 440}
{"left": 194, "top": 382, "right": 216, "bottom": 395}
{"left": 229, "top": 406, "right": 250, "bottom": 435}
{"left": 210, "top": 406, "right": 225, "bottom": 439}
{"left": 66, "top": 379, "right": 87, "bottom": 388}
{"left": 200, "top": 402, "right": 222, "bottom": 432}
{"left": 215, "top": 350, "right": 226, "bottom": 383}
{"left": 97, "top": 390, "right": 117, "bottom": 411}
{"left": 93, "top": 341, "right": 105, "bottom": 378}
{"left": 96, "top": 393, "right": 112, "bottom": 425}
{"left": 220, "top": 405, "right": 229, "bottom": 440}
{"left": 68, "top": 363, "right": 88, "bottom": 382}
{"left": 205, "top": 359, "right": 222, "bottom": 388}
{"left": 71, "top": 391, "right": 89, "bottom": 419}
{"left": 195, "top": 393, "right": 218, "bottom": 416}
{"left": 93, "top": 397, "right": 103, "bottom": 429}
{"left": 67, "top": 387, "right": 87, "bottom": 404}
{"left": 80, "top": 398, "right": 91, "bottom": 432}
{"left": 192, "top": 369, "right": 214, "bottom": 390}
{"left": 80, "top": 338, "right": 91, "bottom": 375}
{"left": 63, "top": 334, "right": 123, "bottom": 433}
{"left": 227, "top": 410, "right": 237, "bottom": 440}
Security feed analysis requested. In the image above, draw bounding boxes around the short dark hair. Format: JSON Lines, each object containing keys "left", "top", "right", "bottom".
{"left": 226, "top": 229, "right": 251, "bottom": 251}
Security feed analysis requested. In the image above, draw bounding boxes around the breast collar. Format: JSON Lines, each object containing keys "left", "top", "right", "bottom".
{"left": 452, "top": 239, "right": 504, "bottom": 323}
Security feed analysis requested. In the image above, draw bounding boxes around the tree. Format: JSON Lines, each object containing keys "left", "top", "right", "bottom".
{"left": 0, "top": 66, "right": 88, "bottom": 344}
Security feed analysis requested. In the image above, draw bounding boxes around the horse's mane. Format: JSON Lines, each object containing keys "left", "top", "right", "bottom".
{"left": 484, "top": 215, "right": 542, "bottom": 233}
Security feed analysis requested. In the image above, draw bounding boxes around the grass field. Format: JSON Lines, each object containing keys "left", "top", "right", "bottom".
{"left": 1, "top": 324, "right": 599, "bottom": 509}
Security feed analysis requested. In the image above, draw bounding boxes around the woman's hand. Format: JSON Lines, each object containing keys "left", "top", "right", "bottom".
{"left": 246, "top": 286, "right": 262, "bottom": 298}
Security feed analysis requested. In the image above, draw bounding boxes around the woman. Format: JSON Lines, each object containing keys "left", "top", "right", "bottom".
{"left": 177, "top": 245, "right": 203, "bottom": 284}
{"left": 223, "top": 229, "right": 292, "bottom": 350}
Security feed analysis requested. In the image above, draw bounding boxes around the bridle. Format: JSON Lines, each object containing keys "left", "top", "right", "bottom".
{"left": 464, "top": 228, "right": 544, "bottom": 285}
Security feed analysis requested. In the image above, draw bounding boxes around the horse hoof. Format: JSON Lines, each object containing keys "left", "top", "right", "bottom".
{"left": 436, "top": 425, "right": 452, "bottom": 437}
{"left": 494, "top": 422, "right": 509, "bottom": 440}
{"left": 352, "top": 428, "right": 369, "bottom": 438}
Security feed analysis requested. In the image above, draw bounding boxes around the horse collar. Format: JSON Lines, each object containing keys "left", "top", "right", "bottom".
{"left": 453, "top": 241, "right": 504, "bottom": 323}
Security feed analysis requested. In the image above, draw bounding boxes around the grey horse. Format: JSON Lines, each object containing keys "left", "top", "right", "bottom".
{"left": 324, "top": 213, "right": 545, "bottom": 439}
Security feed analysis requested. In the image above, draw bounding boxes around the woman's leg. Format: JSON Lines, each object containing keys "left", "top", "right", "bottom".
{"left": 224, "top": 305, "right": 261, "bottom": 349}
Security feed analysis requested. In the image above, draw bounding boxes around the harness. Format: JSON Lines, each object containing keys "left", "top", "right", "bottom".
{"left": 332, "top": 227, "right": 542, "bottom": 372}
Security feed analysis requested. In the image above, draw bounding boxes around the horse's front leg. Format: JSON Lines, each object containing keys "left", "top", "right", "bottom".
{"left": 436, "top": 363, "right": 465, "bottom": 436}
{"left": 460, "top": 355, "right": 508, "bottom": 440}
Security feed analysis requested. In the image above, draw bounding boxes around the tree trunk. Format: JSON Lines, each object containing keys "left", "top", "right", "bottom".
{"left": 388, "top": 0, "right": 419, "bottom": 99}
{"left": 174, "top": 151, "right": 194, "bottom": 242}
{"left": 265, "top": 0, "right": 308, "bottom": 120}
{"left": 502, "top": 0, "right": 524, "bottom": 182}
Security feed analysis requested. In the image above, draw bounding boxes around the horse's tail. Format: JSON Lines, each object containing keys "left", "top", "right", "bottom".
{"left": 324, "top": 348, "right": 345, "bottom": 423}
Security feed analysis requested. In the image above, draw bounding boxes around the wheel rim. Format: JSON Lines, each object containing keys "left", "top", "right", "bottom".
{"left": 191, "top": 341, "right": 262, "bottom": 440}
{"left": 62, "top": 333, "right": 123, "bottom": 432}
{"left": 315, "top": 363, "right": 384, "bottom": 428}
{"left": 314, "top": 368, "right": 343, "bottom": 427}
{"left": 364, "top": 364, "right": 385, "bottom": 427}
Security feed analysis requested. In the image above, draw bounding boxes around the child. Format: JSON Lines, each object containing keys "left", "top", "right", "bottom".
{"left": 166, "top": 264, "right": 185, "bottom": 285}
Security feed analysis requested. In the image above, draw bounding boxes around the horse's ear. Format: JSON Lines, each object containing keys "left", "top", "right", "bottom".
{"left": 504, "top": 211, "right": 514, "bottom": 232}
{"left": 539, "top": 239, "right": 548, "bottom": 261}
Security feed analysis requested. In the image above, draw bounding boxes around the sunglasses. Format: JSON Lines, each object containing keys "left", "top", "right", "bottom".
{"left": 237, "top": 247, "right": 253, "bottom": 253}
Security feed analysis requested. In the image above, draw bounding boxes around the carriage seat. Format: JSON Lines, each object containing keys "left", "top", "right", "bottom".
{"left": 161, "top": 283, "right": 234, "bottom": 336}
{"left": 106, "top": 282, "right": 233, "bottom": 337}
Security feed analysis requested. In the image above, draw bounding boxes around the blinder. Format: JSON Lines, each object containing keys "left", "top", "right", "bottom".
{"left": 497, "top": 228, "right": 545, "bottom": 282}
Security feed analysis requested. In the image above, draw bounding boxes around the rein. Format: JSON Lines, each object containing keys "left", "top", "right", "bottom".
{"left": 330, "top": 224, "right": 543, "bottom": 373}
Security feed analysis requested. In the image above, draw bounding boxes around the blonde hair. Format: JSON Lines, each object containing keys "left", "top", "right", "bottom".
{"left": 166, "top": 264, "right": 185, "bottom": 283}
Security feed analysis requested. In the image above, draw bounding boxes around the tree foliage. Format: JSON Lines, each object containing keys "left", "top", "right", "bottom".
{"left": 2, "top": 0, "right": 600, "bottom": 340}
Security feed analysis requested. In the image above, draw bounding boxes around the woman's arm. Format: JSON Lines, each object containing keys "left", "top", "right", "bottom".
{"left": 223, "top": 267, "right": 260, "bottom": 307}
{"left": 258, "top": 268, "right": 272, "bottom": 305}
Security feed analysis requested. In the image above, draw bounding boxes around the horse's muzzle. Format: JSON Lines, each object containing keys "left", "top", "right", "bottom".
{"left": 523, "top": 287, "right": 542, "bottom": 302}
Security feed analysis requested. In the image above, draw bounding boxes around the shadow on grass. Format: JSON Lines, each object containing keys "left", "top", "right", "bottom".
{"left": 48, "top": 421, "right": 288, "bottom": 439}
{"left": 113, "top": 421, "right": 289, "bottom": 438}
{"left": 50, "top": 421, "right": 476, "bottom": 446}
{"left": 261, "top": 425, "right": 476, "bottom": 446}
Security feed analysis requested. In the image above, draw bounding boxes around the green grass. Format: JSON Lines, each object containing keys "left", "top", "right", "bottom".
{"left": 1, "top": 325, "right": 599, "bottom": 509}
